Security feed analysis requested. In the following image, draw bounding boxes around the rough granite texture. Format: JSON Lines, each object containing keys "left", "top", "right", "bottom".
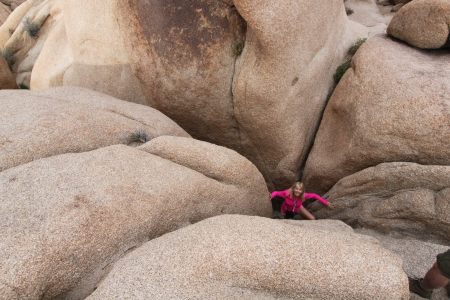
{"left": 0, "top": 86, "right": 189, "bottom": 171}
{"left": 388, "top": 0, "right": 450, "bottom": 49}
{"left": 312, "top": 162, "right": 450, "bottom": 244}
{"left": 304, "top": 36, "right": 450, "bottom": 193}
{"left": 0, "top": 138, "right": 270, "bottom": 299}
{"left": 88, "top": 216, "right": 409, "bottom": 300}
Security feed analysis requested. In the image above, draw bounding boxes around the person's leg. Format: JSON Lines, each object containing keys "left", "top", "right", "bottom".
{"left": 292, "top": 213, "right": 302, "bottom": 220}
{"left": 271, "top": 197, "right": 285, "bottom": 219}
{"left": 409, "top": 250, "right": 450, "bottom": 299}
{"left": 299, "top": 206, "right": 316, "bottom": 220}
{"left": 284, "top": 211, "right": 295, "bottom": 219}
{"left": 421, "top": 263, "right": 449, "bottom": 290}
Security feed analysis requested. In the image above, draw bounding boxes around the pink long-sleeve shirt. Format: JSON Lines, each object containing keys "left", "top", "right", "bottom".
{"left": 271, "top": 189, "right": 329, "bottom": 214}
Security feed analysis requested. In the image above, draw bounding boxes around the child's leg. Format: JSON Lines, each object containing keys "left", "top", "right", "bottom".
{"left": 299, "top": 206, "right": 316, "bottom": 220}
{"left": 271, "top": 196, "right": 285, "bottom": 219}
{"left": 284, "top": 211, "right": 295, "bottom": 219}
{"left": 271, "top": 197, "right": 284, "bottom": 212}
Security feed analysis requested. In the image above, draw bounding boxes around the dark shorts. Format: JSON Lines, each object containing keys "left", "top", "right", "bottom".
{"left": 284, "top": 212, "right": 301, "bottom": 220}
{"left": 437, "top": 249, "right": 450, "bottom": 279}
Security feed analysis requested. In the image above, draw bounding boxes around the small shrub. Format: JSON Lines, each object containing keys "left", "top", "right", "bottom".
{"left": 1, "top": 48, "right": 15, "bottom": 68}
{"left": 346, "top": 7, "right": 354, "bottom": 15}
{"left": 334, "top": 59, "right": 351, "bottom": 84}
{"left": 232, "top": 40, "right": 244, "bottom": 57}
{"left": 23, "top": 17, "right": 40, "bottom": 38}
{"left": 348, "top": 38, "right": 367, "bottom": 56}
{"left": 18, "top": 83, "right": 29, "bottom": 89}
{"left": 128, "top": 129, "right": 150, "bottom": 145}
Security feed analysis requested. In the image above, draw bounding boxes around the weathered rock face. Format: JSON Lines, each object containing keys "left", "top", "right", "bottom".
{"left": 313, "top": 163, "right": 450, "bottom": 244}
{"left": 388, "top": 0, "right": 450, "bottom": 49}
{"left": 87, "top": 215, "right": 409, "bottom": 300}
{"left": 0, "top": 138, "right": 270, "bottom": 300}
{"left": 0, "top": 0, "right": 363, "bottom": 187}
{"left": 0, "top": 56, "right": 15, "bottom": 88}
{"left": 116, "top": 0, "right": 245, "bottom": 149}
{"left": 0, "top": 0, "right": 26, "bottom": 24}
{"left": 229, "top": 0, "right": 361, "bottom": 187}
{"left": 0, "top": 0, "right": 62, "bottom": 88}
{"left": 304, "top": 36, "right": 450, "bottom": 193}
{"left": 0, "top": 87, "right": 189, "bottom": 171}
{"left": 0, "top": 0, "right": 26, "bottom": 11}
{"left": 0, "top": 2, "right": 11, "bottom": 25}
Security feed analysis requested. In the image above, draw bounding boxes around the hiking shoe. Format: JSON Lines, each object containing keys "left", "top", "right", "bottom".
{"left": 272, "top": 211, "right": 283, "bottom": 219}
{"left": 408, "top": 277, "right": 432, "bottom": 299}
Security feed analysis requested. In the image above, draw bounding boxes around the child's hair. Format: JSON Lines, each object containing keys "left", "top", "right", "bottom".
{"left": 291, "top": 181, "right": 304, "bottom": 189}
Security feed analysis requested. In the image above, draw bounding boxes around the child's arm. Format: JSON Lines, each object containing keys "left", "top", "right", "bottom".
{"left": 304, "top": 193, "right": 329, "bottom": 206}
{"left": 270, "top": 190, "right": 289, "bottom": 199}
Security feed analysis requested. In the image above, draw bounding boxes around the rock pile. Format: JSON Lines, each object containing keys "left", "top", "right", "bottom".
{"left": 0, "top": 136, "right": 270, "bottom": 299}
{"left": 0, "top": 0, "right": 365, "bottom": 187}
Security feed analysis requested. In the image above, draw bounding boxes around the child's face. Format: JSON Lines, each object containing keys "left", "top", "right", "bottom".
{"left": 292, "top": 184, "right": 304, "bottom": 197}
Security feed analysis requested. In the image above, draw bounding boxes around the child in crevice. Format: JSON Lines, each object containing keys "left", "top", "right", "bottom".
{"left": 270, "top": 181, "right": 331, "bottom": 220}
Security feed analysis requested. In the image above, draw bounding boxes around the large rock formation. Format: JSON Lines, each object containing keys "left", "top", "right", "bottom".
{"left": 88, "top": 216, "right": 409, "bottom": 300}
{"left": 88, "top": 215, "right": 409, "bottom": 300}
{"left": 0, "top": 137, "right": 270, "bottom": 299}
{"left": 304, "top": 36, "right": 450, "bottom": 193}
{"left": 0, "top": 0, "right": 364, "bottom": 187}
{"left": 388, "top": 0, "right": 450, "bottom": 49}
{"left": 0, "top": 87, "right": 189, "bottom": 171}
{"left": 313, "top": 162, "right": 450, "bottom": 244}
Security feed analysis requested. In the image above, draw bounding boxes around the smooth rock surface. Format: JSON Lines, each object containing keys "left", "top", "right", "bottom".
{"left": 0, "top": 86, "right": 189, "bottom": 171}
{"left": 88, "top": 215, "right": 409, "bottom": 300}
{"left": 388, "top": 0, "right": 450, "bottom": 49}
{"left": 0, "top": 0, "right": 363, "bottom": 187}
{"left": 304, "top": 36, "right": 450, "bottom": 193}
{"left": 0, "top": 138, "right": 270, "bottom": 299}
